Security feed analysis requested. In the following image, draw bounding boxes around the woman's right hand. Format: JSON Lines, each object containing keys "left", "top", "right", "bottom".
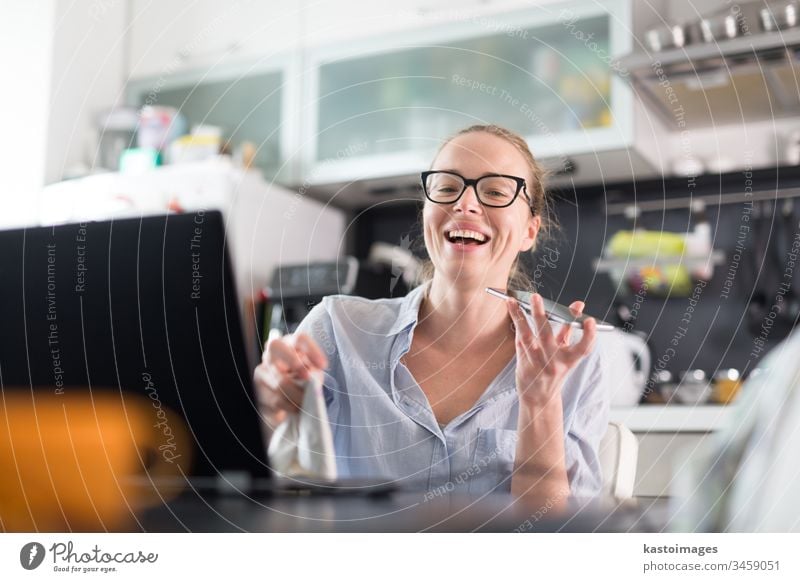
{"left": 253, "top": 332, "right": 328, "bottom": 429}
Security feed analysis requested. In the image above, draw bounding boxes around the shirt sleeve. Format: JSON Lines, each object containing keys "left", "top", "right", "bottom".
{"left": 563, "top": 350, "right": 610, "bottom": 498}
{"left": 293, "top": 296, "right": 342, "bottom": 410}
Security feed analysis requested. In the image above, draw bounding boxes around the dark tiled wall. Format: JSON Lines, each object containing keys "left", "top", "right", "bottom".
{"left": 352, "top": 168, "right": 800, "bottom": 376}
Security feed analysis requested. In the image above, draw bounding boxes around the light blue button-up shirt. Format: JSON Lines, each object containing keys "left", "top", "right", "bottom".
{"left": 297, "top": 281, "right": 609, "bottom": 497}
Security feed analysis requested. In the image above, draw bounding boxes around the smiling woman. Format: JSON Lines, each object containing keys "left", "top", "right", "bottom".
{"left": 416, "top": 124, "right": 554, "bottom": 293}
{"left": 254, "top": 124, "right": 609, "bottom": 502}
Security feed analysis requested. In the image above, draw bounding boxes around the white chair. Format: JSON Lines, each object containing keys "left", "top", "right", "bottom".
{"left": 599, "top": 422, "right": 639, "bottom": 499}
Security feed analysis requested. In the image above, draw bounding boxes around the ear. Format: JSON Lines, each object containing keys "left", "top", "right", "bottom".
{"left": 519, "top": 214, "right": 540, "bottom": 252}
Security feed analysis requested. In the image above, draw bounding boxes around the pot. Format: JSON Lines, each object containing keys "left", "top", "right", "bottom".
{"left": 761, "top": 1, "right": 800, "bottom": 31}
{"left": 700, "top": 11, "right": 741, "bottom": 42}
{"left": 645, "top": 23, "right": 694, "bottom": 52}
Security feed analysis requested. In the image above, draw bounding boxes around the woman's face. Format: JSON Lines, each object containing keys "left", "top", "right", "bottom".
{"left": 423, "top": 132, "right": 540, "bottom": 289}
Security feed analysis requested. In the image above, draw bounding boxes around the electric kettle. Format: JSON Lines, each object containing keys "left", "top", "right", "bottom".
{"left": 598, "top": 329, "right": 652, "bottom": 407}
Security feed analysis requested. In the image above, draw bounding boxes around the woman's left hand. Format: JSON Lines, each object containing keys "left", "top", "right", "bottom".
{"left": 507, "top": 294, "right": 597, "bottom": 408}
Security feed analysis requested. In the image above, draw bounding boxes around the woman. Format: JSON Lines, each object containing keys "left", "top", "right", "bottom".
{"left": 254, "top": 124, "right": 608, "bottom": 500}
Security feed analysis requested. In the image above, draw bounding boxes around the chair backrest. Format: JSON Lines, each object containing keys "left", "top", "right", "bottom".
{"left": 599, "top": 422, "right": 639, "bottom": 499}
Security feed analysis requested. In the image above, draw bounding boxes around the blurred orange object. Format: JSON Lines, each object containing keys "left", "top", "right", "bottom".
{"left": 712, "top": 369, "right": 743, "bottom": 405}
{"left": 0, "top": 390, "right": 191, "bottom": 532}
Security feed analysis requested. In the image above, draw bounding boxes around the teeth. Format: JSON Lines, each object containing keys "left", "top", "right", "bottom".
{"left": 447, "top": 229, "right": 487, "bottom": 243}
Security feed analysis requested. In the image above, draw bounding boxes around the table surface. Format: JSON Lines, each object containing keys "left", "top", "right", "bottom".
{"left": 134, "top": 490, "right": 673, "bottom": 533}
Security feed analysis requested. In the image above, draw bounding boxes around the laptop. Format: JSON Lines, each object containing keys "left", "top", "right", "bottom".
{"left": 0, "top": 211, "right": 394, "bottom": 497}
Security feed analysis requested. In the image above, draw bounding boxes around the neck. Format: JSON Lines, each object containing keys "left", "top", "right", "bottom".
{"left": 417, "top": 274, "right": 513, "bottom": 350}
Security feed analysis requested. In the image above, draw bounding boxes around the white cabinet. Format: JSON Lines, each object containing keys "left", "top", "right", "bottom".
{"left": 126, "top": 0, "right": 562, "bottom": 79}
{"left": 610, "top": 405, "right": 736, "bottom": 498}
{"left": 301, "top": 0, "right": 544, "bottom": 47}
{"left": 127, "top": 0, "right": 300, "bottom": 79}
{"left": 123, "top": 0, "right": 644, "bottom": 197}
{"left": 302, "top": 0, "right": 634, "bottom": 186}
{"left": 126, "top": 60, "right": 293, "bottom": 183}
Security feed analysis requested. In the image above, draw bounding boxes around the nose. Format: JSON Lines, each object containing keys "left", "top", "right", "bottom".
{"left": 452, "top": 184, "right": 483, "bottom": 215}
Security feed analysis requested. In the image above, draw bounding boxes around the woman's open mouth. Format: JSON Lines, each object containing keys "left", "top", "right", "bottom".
{"left": 444, "top": 228, "right": 491, "bottom": 250}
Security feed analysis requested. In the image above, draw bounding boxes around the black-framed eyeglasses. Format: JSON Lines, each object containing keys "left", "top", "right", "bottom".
{"left": 421, "top": 170, "right": 533, "bottom": 213}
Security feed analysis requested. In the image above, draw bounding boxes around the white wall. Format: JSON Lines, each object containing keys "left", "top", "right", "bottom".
{"left": 45, "top": 0, "right": 128, "bottom": 183}
{"left": 0, "top": 1, "right": 56, "bottom": 227}
{"left": 0, "top": 0, "right": 127, "bottom": 228}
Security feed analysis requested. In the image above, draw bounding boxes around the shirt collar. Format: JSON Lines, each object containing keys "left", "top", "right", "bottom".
{"left": 386, "top": 279, "right": 431, "bottom": 336}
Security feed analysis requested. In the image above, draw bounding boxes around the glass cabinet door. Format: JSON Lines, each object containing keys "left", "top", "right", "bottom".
{"left": 130, "top": 68, "right": 285, "bottom": 180}
{"left": 310, "top": 1, "right": 630, "bottom": 179}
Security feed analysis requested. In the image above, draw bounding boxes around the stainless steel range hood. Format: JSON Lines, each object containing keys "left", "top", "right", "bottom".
{"left": 619, "top": 27, "right": 800, "bottom": 129}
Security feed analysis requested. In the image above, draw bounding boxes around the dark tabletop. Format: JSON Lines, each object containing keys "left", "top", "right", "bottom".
{"left": 133, "top": 489, "right": 672, "bottom": 533}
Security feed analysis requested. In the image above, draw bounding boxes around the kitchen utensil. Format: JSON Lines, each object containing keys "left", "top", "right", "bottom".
{"left": 95, "top": 106, "right": 139, "bottom": 171}
{"left": 783, "top": 129, "right": 800, "bottom": 165}
{"left": 644, "top": 370, "right": 673, "bottom": 404}
{"left": 700, "top": 9, "right": 742, "bottom": 42}
{"left": 674, "top": 369, "right": 712, "bottom": 404}
{"left": 745, "top": 199, "right": 800, "bottom": 342}
{"left": 659, "top": 382, "right": 680, "bottom": 403}
{"left": 485, "top": 287, "right": 615, "bottom": 331}
{"left": 137, "top": 105, "right": 187, "bottom": 151}
{"left": 712, "top": 368, "right": 743, "bottom": 404}
{"left": 600, "top": 329, "right": 653, "bottom": 406}
{"left": 645, "top": 23, "right": 694, "bottom": 52}
{"left": 760, "top": 1, "right": 800, "bottom": 31}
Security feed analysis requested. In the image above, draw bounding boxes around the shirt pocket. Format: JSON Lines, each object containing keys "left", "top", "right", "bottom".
{"left": 467, "top": 428, "right": 518, "bottom": 495}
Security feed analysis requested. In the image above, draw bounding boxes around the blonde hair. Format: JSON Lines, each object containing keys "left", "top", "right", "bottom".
{"left": 414, "top": 124, "right": 557, "bottom": 293}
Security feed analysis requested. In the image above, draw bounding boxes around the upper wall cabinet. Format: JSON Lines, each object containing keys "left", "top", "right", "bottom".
{"left": 302, "top": 0, "right": 633, "bottom": 185}
{"left": 127, "top": 0, "right": 300, "bottom": 79}
{"left": 126, "top": 60, "right": 291, "bottom": 183}
{"left": 124, "top": 1, "right": 635, "bottom": 192}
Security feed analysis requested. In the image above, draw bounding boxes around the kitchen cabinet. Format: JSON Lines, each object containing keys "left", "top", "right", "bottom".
{"left": 300, "top": 0, "right": 547, "bottom": 48}
{"left": 127, "top": 0, "right": 300, "bottom": 79}
{"left": 610, "top": 404, "right": 736, "bottom": 498}
{"left": 126, "top": 59, "right": 294, "bottom": 183}
{"left": 302, "top": 0, "right": 634, "bottom": 186}
{"left": 125, "top": 0, "right": 536, "bottom": 79}
{"left": 123, "top": 0, "right": 649, "bottom": 200}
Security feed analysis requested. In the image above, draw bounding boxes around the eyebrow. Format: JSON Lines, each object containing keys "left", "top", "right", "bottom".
{"left": 434, "top": 169, "right": 511, "bottom": 179}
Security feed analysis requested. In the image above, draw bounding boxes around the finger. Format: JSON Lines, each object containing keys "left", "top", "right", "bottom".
{"left": 557, "top": 300, "right": 585, "bottom": 346}
{"left": 556, "top": 322, "right": 573, "bottom": 347}
{"left": 507, "top": 299, "right": 541, "bottom": 369}
{"left": 266, "top": 338, "right": 311, "bottom": 380}
{"left": 569, "top": 301, "right": 585, "bottom": 316}
{"left": 261, "top": 407, "right": 287, "bottom": 431}
{"left": 276, "top": 376, "right": 305, "bottom": 410}
{"left": 531, "top": 294, "right": 557, "bottom": 351}
{"left": 253, "top": 364, "right": 278, "bottom": 396}
{"left": 291, "top": 332, "right": 329, "bottom": 370}
{"left": 264, "top": 384, "right": 301, "bottom": 415}
{"left": 566, "top": 317, "right": 597, "bottom": 361}
{"left": 507, "top": 299, "right": 535, "bottom": 345}
{"left": 271, "top": 409, "right": 287, "bottom": 426}
{"left": 254, "top": 365, "right": 303, "bottom": 413}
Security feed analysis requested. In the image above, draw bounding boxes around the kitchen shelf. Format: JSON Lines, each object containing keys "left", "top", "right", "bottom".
{"left": 593, "top": 249, "right": 726, "bottom": 272}
{"left": 610, "top": 403, "right": 736, "bottom": 432}
{"left": 621, "top": 27, "right": 800, "bottom": 71}
{"left": 619, "top": 27, "right": 800, "bottom": 128}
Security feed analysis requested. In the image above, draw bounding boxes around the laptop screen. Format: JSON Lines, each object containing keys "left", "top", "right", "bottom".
{"left": 0, "top": 211, "right": 270, "bottom": 479}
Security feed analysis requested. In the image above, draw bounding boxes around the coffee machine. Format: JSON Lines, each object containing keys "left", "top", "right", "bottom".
{"left": 260, "top": 253, "right": 414, "bottom": 344}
